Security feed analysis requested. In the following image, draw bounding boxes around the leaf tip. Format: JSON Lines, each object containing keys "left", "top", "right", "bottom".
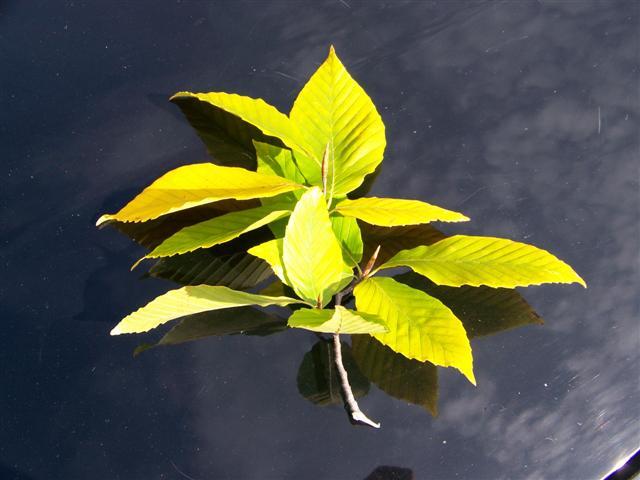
{"left": 96, "top": 214, "right": 113, "bottom": 227}
{"left": 110, "top": 324, "right": 123, "bottom": 336}
{"left": 130, "top": 257, "right": 146, "bottom": 271}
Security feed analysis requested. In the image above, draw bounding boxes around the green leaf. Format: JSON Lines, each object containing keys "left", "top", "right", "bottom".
{"left": 282, "top": 187, "right": 353, "bottom": 304}
{"left": 354, "top": 277, "right": 475, "bottom": 385}
{"left": 289, "top": 46, "right": 386, "bottom": 196}
{"left": 171, "top": 91, "right": 312, "bottom": 158}
{"left": 287, "top": 306, "right": 388, "bottom": 334}
{"left": 335, "top": 197, "right": 469, "bottom": 226}
{"left": 330, "top": 215, "right": 363, "bottom": 266}
{"left": 254, "top": 141, "right": 307, "bottom": 185}
{"left": 141, "top": 205, "right": 291, "bottom": 261}
{"left": 360, "top": 223, "right": 446, "bottom": 267}
{"left": 380, "top": 235, "right": 587, "bottom": 288}
{"left": 247, "top": 238, "right": 287, "bottom": 285}
{"left": 395, "top": 272, "right": 543, "bottom": 338}
{"left": 149, "top": 251, "right": 273, "bottom": 290}
{"left": 170, "top": 94, "right": 284, "bottom": 169}
{"left": 254, "top": 141, "right": 306, "bottom": 237}
{"left": 351, "top": 335, "right": 438, "bottom": 416}
{"left": 106, "top": 199, "right": 258, "bottom": 249}
{"left": 297, "top": 340, "right": 369, "bottom": 406}
{"left": 133, "top": 307, "right": 286, "bottom": 356}
{"left": 97, "top": 163, "right": 304, "bottom": 225}
{"left": 111, "top": 285, "right": 305, "bottom": 335}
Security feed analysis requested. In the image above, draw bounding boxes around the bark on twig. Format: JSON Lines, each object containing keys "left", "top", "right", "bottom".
{"left": 331, "top": 333, "right": 380, "bottom": 428}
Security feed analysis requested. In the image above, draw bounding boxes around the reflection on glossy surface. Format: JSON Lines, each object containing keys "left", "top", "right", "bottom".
{"left": 2, "top": 1, "right": 638, "bottom": 479}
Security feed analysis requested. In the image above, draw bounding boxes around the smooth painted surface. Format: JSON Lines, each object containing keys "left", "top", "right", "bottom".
{"left": 1, "top": 1, "right": 638, "bottom": 479}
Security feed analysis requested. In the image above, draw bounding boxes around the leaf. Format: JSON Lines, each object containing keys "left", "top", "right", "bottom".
{"left": 354, "top": 277, "right": 475, "bottom": 385}
{"left": 360, "top": 222, "right": 446, "bottom": 267}
{"left": 133, "top": 307, "right": 286, "bottom": 356}
{"left": 149, "top": 251, "right": 273, "bottom": 289}
{"left": 97, "top": 163, "right": 304, "bottom": 225}
{"left": 297, "top": 340, "right": 369, "bottom": 406}
{"left": 331, "top": 214, "right": 363, "bottom": 266}
{"left": 395, "top": 272, "right": 543, "bottom": 338}
{"left": 254, "top": 141, "right": 307, "bottom": 185}
{"left": 282, "top": 187, "right": 352, "bottom": 304}
{"left": 171, "top": 91, "right": 312, "bottom": 158}
{"left": 141, "top": 205, "right": 291, "bottom": 261}
{"left": 289, "top": 46, "right": 386, "bottom": 196}
{"left": 335, "top": 197, "right": 468, "bottom": 226}
{"left": 351, "top": 335, "right": 438, "bottom": 416}
{"left": 170, "top": 94, "right": 285, "bottom": 169}
{"left": 380, "top": 235, "right": 587, "bottom": 288}
{"left": 105, "top": 199, "right": 259, "bottom": 249}
{"left": 254, "top": 141, "right": 306, "bottom": 237}
{"left": 111, "top": 285, "right": 305, "bottom": 335}
{"left": 287, "top": 306, "right": 388, "bottom": 334}
{"left": 247, "top": 238, "right": 287, "bottom": 285}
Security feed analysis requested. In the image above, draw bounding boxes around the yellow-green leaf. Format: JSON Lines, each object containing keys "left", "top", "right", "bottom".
{"left": 170, "top": 94, "right": 284, "bottom": 169}
{"left": 354, "top": 277, "right": 475, "bottom": 385}
{"left": 97, "top": 163, "right": 304, "bottom": 225}
{"left": 140, "top": 205, "right": 291, "bottom": 261}
{"left": 111, "top": 285, "right": 304, "bottom": 335}
{"left": 335, "top": 197, "right": 469, "bottom": 226}
{"left": 171, "top": 91, "right": 312, "bottom": 157}
{"left": 288, "top": 305, "right": 388, "bottom": 334}
{"left": 254, "top": 141, "right": 307, "bottom": 185}
{"left": 283, "top": 187, "right": 353, "bottom": 304}
{"left": 289, "top": 46, "right": 386, "bottom": 196}
{"left": 330, "top": 214, "right": 363, "bottom": 266}
{"left": 380, "top": 235, "right": 587, "bottom": 288}
{"left": 247, "top": 238, "right": 287, "bottom": 284}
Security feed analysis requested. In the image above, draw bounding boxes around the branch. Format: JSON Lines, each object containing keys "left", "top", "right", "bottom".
{"left": 331, "top": 332, "right": 380, "bottom": 428}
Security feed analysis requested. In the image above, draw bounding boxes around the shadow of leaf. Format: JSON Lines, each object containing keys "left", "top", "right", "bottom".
{"left": 134, "top": 306, "right": 286, "bottom": 356}
{"left": 351, "top": 335, "right": 438, "bottom": 416}
{"left": 395, "top": 272, "right": 543, "bottom": 338}
{"left": 297, "top": 339, "right": 370, "bottom": 406}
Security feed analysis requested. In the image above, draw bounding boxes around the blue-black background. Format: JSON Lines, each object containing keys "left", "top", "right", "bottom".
{"left": 1, "top": 1, "right": 638, "bottom": 479}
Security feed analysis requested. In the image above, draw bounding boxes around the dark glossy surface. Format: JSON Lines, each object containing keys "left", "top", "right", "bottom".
{"left": 1, "top": 1, "right": 638, "bottom": 479}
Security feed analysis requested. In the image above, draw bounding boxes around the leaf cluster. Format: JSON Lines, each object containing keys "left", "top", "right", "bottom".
{"left": 99, "top": 46, "right": 585, "bottom": 390}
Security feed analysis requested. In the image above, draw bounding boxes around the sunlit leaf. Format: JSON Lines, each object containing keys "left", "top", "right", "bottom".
{"left": 395, "top": 272, "right": 543, "bottom": 338}
{"left": 288, "top": 306, "right": 388, "bottom": 334}
{"left": 171, "top": 91, "right": 312, "bottom": 158}
{"left": 247, "top": 238, "right": 287, "bottom": 285}
{"left": 254, "top": 141, "right": 306, "bottom": 236}
{"left": 331, "top": 215, "right": 363, "bottom": 266}
{"left": 283, "top": 187, "right": 353, "bottom": 304}
{"left": 141, "top": 205, "right": 291, "bottom": 261}
{"left": 254, "top": 141, "right": 307, "bottom": 185}
{"left": 149, "top": 251, "right": 273, "bottom": 289}
{"left": 105, "top": 199, "right": 258, "bottom": 249}
{"left": 133, "top": 307, "right": 286, "bottom": 356}
{"left": 170, "top": 94, "right": 284, "bottom": 169}
{"left": 335, "top": 197, "right": 468, "bottom": 226}
{"left": 354, "top": 277, "right": 475, "bottom": 385}
{"left": 289, "top": 46, "right": 386, "bottom": 196}
{"left": 360, "top": 223, "right": 446, "bottom": 267}
{"left": 297, "top": 340, "right": 369, "bottom": 406}
{"left": 351, "top": 335, "right": 438, "bottom": 416}
{"left": 97, "top": 163, "right": 304, "bottom": 225}
{"left": 111, "top": 285, "right": 305, "bottom": 335}
{"left": 380, "top": 235, "right": 586, "bottom": 288}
